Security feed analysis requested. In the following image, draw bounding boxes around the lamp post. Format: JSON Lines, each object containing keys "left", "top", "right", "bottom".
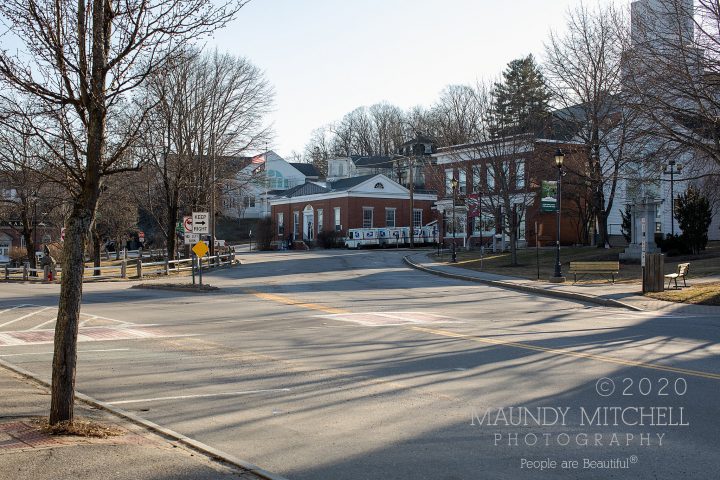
{"left": 663, "top": 159, "right": 683, "bottom": 236}
{"left": 551, "top": 149, "right": 565, "bottom": 282}
{"left": 451, "top": 177, "right": 459, "bottom": 263}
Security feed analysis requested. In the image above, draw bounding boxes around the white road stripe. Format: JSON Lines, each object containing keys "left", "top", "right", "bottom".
{"left": 0, "top": 305, "right": 31, "bottom": 316}
{"left": 30, "top": 318, "right": 58, "bottom": 330}
{"left": 0, "top": 348, "right": 130, "bottom": 357}
{"left": 0, "top": 307, "right": 51, "bottom": 329}
{"left": 107, "top": 388, "right": 292, "bottom": 405}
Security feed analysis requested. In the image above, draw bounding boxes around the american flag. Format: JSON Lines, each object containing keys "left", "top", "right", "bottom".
{"left": 251, "top": 154, "right": 266, "bottom": 164}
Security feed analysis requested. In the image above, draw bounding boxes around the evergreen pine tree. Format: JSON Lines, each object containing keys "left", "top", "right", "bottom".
{"left": 675, "top": 187, "right": 713, "bottom": 255}
{"left": 492, "top": 55, "right": 552, "bottom": 136}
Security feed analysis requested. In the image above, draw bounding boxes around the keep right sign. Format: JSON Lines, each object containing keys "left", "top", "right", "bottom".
{"left": 192, "top": 212, "right": 209, "bottom": 234}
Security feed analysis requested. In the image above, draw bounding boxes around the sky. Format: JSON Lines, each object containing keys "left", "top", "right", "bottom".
{"left": 208, "top": 0, "right": 620, "bottom": 158}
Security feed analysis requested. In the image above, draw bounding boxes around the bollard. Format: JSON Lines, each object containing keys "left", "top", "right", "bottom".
{"left": 23, "top": 264, "right": 28, "bottom": 281}
{"left": 164, "top": 258, "right": 169, "bottom": 275}
{"left": 121, "top": 261, "right": 127, "bottom": 279}
{"left": 43, "top": 265, "right": 50, "bottom": 282}
{"left": 136, "top": 258, "right": 143, "bottom": 279}
{"left": 4, "top": 265, "right": 8, "bottom": 280}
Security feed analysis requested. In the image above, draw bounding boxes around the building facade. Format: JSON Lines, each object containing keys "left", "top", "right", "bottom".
{"left": 269, "top": 174, "right": 436, "bottom": 243}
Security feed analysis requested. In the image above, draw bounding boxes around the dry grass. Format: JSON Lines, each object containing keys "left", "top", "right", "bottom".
{"left": 32, "top": 417, "right": 125, "bottom": 438}
{"left": 645, "top": 282, "right": 720, "bottom": 306}
{"left": 440, "top": 241, "right": 720, "bottom": 283}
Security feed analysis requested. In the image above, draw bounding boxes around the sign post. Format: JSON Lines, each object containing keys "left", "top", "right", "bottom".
{"left": 641, "top": 217, "right": 647, "bottom": 293}
{"left": 192, "top": 240, "right": 209, "bottom": 286}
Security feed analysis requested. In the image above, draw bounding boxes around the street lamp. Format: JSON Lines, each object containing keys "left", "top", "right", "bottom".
{"left": 552, "top": 149, "right": 565, "bottom": 282}
{"left": 451, "top": 177, "right": 459, "bottom": 263}
{"left": 663, "top": 159, "right": 683, "bottom": 236}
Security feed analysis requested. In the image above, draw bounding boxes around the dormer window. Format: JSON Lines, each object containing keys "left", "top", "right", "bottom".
{"left": 374, "top": 182, "right": 384, "bottom": 189}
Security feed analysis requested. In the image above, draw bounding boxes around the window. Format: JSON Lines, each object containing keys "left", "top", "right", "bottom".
{"left": 445, "top": 169, "right": 454, "bottom": 195}
{"left": 374, "top": 182, "right": 384, "bottom": 189}
{"left": 293, "top": 211, "right": 299, "bottom": 237}
{"left": 278, "top": 213, "right": 284, "bottom": 235}
{"left": 486, "top": 164, "right": 495, "bottom": 190}
{"left": 362, "top": 207, "right": 373, "bottom": 228}
{"left": 317, "top": 209, "right": 324, "bottom": 231}
{"left": 413, "top": 209, "right": 422, "bottom": 228}
{"left": 243, "top": 196, "right": 256, "bottom": 208}
{"left": 334, "top": 207, "right": 341, "bottom": 231}
{"left": 385, "top": 208, "right": 396, "bottom": 227}
{"left": 0, "top": 241, "right": 9, "bottom": 258}
{"left": 458, "top": 170, "right": 467, "bottom": 195}
{"left": 267, "top": 170, "right": 286, "bottom": 189}
{"left": 516, "top": 160, "right": 525, "bottom": 189}
{"left": 472, "top": 167, "right": 481, "bottom": 193}
{"left": 473, "top": 213, "right": 495, "bottom": 235}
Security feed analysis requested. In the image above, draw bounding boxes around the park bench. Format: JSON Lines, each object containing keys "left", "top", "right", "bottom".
{"left": 569, "top": 261, "right": 620, "bottom": 284}
{"left": 665, "top": 262, "right": 690, "bottom": 289}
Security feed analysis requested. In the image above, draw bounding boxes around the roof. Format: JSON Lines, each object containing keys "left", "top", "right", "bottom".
{"left": 277, "top": 182, "right": 330, "bottom": 198}
{"left": 350, "top": 155, "right": 394, "bottom": 169}
{"left": 327, "top": 175, "right": 378, "bottom": 191}
{"left": 289, "top": 162, "right": 320, "bottom": 177}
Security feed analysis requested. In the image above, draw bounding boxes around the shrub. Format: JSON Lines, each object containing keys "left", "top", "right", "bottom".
{"left": 317, "top": 230, "right": 343, "bottom": 249}
{"left": 675, "top": 186, "right": 712, "bottom": 255}
{"left": 254, "top": 217, "right": 275, "bottom": 251}
{"left": 620, "top": 204, "right": 631, "bottom": 243}
{"left": 656, "top": 233, "right": 691, "bottom": 256}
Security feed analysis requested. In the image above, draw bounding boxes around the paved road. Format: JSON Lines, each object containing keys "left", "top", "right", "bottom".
{"left": 1, "top": 250, "right": 719, "bottom": 479}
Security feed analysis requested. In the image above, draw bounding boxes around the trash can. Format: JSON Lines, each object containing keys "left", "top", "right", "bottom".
{"left": 643, "top": 253, "right": 665, "bottom": 293}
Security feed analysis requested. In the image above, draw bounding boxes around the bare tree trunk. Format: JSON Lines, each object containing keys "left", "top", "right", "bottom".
{"left": 166, "top": 197, "right": 179, "bottom": 260}
{"left": 50, "top": 195, "right": 98, "bottom": 424}
{"left": 92, "top": 227, "right": 101, "bottom": 276}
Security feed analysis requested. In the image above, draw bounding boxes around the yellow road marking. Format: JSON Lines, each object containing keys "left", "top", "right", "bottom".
{"left": 243, "top": 289, "right": 720, "bottom": 381}
{"left": 410, "top": 326, "right": 720, "bottom": 381}
{"left": 243, "top": 289, "right": 348, "bottom": 315}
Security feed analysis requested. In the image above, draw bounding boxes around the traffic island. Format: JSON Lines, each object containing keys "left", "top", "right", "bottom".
{"left": 131, "top": 283, "right": 220, "bottom": 293}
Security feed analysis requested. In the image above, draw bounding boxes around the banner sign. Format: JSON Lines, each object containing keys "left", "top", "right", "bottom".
{"left": 540, "top": 181, "right": 558, "bottom": 213}
{"left": 467, "top": 193, "right": 480, "bottom": 218}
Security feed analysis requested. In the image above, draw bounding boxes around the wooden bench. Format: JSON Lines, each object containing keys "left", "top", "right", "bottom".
{"left": 665, "top": 263, "right": 690, "bottom": 289}
{"left": 569, "top": 261, "right": 620, "bottom": 284}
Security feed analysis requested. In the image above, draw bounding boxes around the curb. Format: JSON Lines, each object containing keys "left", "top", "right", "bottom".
{"left": 0, "top": 358, "right": 288, "bottom": 480}
{"left": 403, "top": 255, "right": 643, "bottom": 312}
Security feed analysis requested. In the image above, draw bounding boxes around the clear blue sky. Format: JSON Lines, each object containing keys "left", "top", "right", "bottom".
{"left": 209, "top": 0, "right": 620, "bottom": 158}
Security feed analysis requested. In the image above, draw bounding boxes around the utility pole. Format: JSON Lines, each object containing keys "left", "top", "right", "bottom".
{"left": 209, "top": 132, "right": 216, "bottom": 257}
{"left": 409, "top": 155, "right": 415, "bottom": 248}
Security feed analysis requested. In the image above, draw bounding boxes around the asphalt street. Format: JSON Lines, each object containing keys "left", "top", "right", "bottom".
{"left": 1, "top": 249, "right": 718, "bottom": 479}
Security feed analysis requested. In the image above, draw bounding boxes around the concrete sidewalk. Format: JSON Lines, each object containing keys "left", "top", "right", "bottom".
{"left": 406, "top": 252, "right": 720, "bottom": 314}
{"left": 0, "top": 365, "right": 269, "bottom": 480}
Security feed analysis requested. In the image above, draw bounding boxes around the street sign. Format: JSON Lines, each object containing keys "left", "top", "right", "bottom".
{"left": 183, "top": 216, "right": 193, "bottom": 233}
{"left": 192, "top": 240, "right": 209, "bottom": 257}
{"left": 184, "top": 233, "right": 200, "bottom": 245}
{"left": 192, "top": 212, "right": 209, "bottom": 234}
{"left": 138, "top": 231, "right": 145, "bottom": 243}
{"left": 214, "top": 239, "right": 225, "bottom": 247}
{"left": 641, "top": 217, "right": 647, "bottom": 267}
{"left": 176, "top": 222, "right": 184, "bottom": 234}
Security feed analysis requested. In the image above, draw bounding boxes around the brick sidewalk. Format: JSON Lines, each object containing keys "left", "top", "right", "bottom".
{"left": 0, "top": 366, "right": 266, "bottom": 480}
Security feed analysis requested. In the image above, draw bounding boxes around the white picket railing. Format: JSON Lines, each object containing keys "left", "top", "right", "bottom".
{"left": 3, "top": 252, "right": 237, "bottom": 282}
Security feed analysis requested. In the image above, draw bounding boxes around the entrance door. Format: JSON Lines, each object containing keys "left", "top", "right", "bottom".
{"left": 303, "top": 205, "right": 314, "bottom": 241}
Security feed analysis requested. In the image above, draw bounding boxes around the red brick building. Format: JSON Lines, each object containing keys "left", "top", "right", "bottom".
{"left": 269, "top": 174, "right": 437, "bottom": 242}
{"left": 427, "top": 135, "right": 590, "bottom": 248}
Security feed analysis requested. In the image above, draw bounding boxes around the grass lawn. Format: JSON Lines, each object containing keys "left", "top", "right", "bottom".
{"left": 436, "top": 241, "right": 720, "bottom": 284}
{"left": 646, "top": 282, "right": 720, "bottom": 306}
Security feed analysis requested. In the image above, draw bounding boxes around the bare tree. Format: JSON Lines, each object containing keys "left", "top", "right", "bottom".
{"left": 0, "top": 0, "right": 243, "bottom": 424}
{"left": 544, "top": 2, "right": 637, "bottom": 247}
{"left": 625, "top": 0, "right": 720, "bottom": 178}
{"left": 137, "top": 48, "right": 272, "bottom": 260}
